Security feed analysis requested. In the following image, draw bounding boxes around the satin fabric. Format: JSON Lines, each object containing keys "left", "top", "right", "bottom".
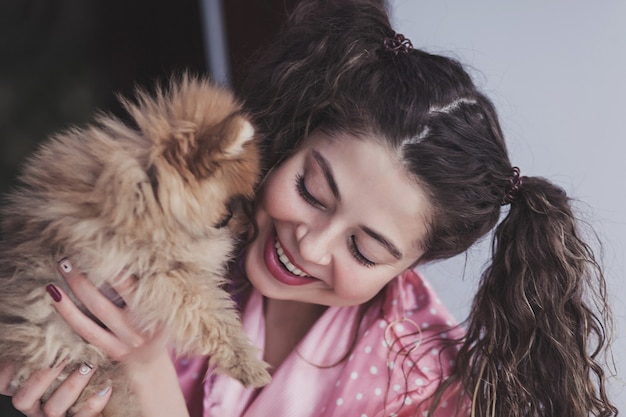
{"left": 174, "top": 269, "right": 467, "bottom": 417}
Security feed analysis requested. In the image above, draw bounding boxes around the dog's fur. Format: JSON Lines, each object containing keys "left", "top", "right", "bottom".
{"left": 0, "top": 74, "right": 270, "bottom": 416}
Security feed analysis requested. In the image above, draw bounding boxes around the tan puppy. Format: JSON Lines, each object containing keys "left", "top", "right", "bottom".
{"left": 0, "top": 74, "right": 270, "bottom": 416}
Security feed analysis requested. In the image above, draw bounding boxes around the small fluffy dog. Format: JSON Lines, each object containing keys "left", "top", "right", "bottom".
{"left": 0, "top": 74, "right": 270, "bottom": 416}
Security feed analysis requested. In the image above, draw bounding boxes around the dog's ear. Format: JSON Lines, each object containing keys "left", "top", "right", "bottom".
{"left": 165, "top": 113, "right": 256, "bottom": 180}
{"left": 192, "top": 112, "right": 256, "bottom": 171}
{"left": 221, "top": 115, "right": 255, "bottom": 158}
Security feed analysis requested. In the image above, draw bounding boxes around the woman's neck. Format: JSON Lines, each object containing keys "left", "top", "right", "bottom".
{"left": 262, "top": 298, "right": 327, "bottom": 375}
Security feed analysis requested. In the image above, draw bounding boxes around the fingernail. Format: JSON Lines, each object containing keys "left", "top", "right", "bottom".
{"left": 59, "top": 258, "right": 73, "bottom": 273}
{"left": 78, "top": 362, "right": 94, "bottom": 375}
{"left": 97, "top": 386, "right": 111, "bottom": 396}
{"left": 46, "top": 284, "right": 62, "bottom": 302}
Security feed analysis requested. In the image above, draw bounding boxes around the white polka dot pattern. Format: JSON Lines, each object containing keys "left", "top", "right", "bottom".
{"left": 174, "top": 269, "right": 467, "bottom": 417}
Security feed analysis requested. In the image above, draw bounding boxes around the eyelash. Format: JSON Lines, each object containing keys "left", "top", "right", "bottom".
{"left": 349, "top": 235, "right": 376, "bottom": 267}
{"left": 295, "top": 173, "right": 375, "bottom": 268}
{"left": 295, "top": 173, "right": 324, "bottom": 209}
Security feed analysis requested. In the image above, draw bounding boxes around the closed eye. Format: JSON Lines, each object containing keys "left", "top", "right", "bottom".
{"left": 295, "top": 173, "right": 325, "bottom": 209}
{"left": 348, "top": 235, "right": 375, "bottom": 267}
{"left": 214, "top": 198, "right": 237, "bottom": 228}
{"left": 214, "top": 209, "right": 233, "bottom": 229}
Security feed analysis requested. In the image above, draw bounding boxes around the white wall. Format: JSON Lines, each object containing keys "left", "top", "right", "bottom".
{"left": 389, "top": 0, "right": 625, "bottom": 412}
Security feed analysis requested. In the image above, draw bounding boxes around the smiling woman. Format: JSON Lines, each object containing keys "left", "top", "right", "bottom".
{"left": 245, "top": 131, "right": 432, "bottom": 307}
{"left": 0, "top": 0, "right": 617, "bottom": 416}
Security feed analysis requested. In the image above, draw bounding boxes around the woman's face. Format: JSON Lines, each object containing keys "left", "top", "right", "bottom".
{"left": 245, "top": 131, "right": 432, "bottom": 307}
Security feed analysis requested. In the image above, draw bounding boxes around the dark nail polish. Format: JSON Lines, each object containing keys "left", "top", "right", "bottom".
{"left": 46, "top": 284, "right": 62, "bottom": 302}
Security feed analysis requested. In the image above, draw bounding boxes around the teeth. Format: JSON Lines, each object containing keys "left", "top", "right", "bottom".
{"left": 274, "top": 239, "right": 309, "bottom": 277}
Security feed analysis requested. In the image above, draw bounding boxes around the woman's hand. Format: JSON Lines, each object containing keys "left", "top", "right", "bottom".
{"left": 48, "top": 258, "right": 190, "bottom": 417}
{"left": 51, "top": 259, "right": 163, "bottom": 365}
{"left": 1, "top": 258, "right": 190, "bottom": 417}
{"left": 0, "top": 360, "right": 111, "bottom": 417}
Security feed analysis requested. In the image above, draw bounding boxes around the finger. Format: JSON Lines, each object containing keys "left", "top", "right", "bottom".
{"left": 99, "top": 282, "right": 126, "bottom": 309}
{"left": 46, "top": 283, "right": 127, "bottom": 359}
{"left": 0, "top": 362, "right": 16, "bottom": 395}
{"left": 57, "top": 259, "right": 144, "bottom": 349}
{"left": 109, "top": 272, "right": 138, "bottom": 303}
{"left": 99, "top": 272, "right": 137, "bottom": 310}
{"left": 72, "top": 385, "right": 112, "bottom": 417}
{"left": 11, "top": 360, "right": 67, "bottom": 417}
{"left": 41, "top": 363, "right": 97, "bottom": 417}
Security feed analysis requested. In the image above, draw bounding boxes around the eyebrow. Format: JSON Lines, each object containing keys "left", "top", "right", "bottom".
{"left": 311, "top": 148, "right": 404, "bottom": 261}
{"left": 361, "top": 226, "right": 403, "bottom": 260}
{"left": 312, "top": 149, "right": 341, "bottom": 201}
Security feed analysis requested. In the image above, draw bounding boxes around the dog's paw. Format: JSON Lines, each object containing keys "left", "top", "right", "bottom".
{"left": 224, "top": 357, "right": 272, "bottom": 388}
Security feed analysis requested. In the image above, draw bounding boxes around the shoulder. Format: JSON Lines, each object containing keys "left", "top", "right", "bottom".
{"left": 382, "top": 270, "right": 466, "bottom": 413}
{"left": 379, "top": 268, "right": 463, "bottom": 339}
{"left": 378, "top": 268, "right": 463, "bottom": 381}
{"left": 322, "top": 269, "right": 466, "bottom": 416}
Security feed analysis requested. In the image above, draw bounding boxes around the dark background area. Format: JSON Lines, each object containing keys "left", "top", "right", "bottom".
{"left": 0, "top": 0, "right": 297, "bottom": 415}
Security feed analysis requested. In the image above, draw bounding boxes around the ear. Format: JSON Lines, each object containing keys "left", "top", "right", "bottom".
{"left": 223, "top": 118, "right": 255, "bottom": 158}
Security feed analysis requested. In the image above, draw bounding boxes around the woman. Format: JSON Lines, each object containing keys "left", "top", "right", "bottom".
{"left": 0, "top": 1, "right": 617, "bottom": 416}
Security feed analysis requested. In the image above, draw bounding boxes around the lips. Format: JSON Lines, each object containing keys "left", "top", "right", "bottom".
{"left": 275, "top": 239, "right": 309, "bottom": 277}
{"left": 263, "top": 233, "right": 319, "bottom": 286}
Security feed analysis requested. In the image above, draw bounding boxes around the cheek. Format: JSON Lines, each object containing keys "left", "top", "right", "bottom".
{"left": 259, "top": 169, "right": 301, "bottom": 220}
{"left": 332, "top": 268, "right": 397, "bottom": 304}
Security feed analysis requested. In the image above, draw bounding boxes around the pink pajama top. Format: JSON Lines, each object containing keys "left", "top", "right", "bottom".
{"left": 174, "top": 269, "right": 468, "bottom": 417}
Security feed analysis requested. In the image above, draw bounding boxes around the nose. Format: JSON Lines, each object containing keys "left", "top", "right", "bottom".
{"left": 294, "top": 221, "right": 339, "bottom": 266}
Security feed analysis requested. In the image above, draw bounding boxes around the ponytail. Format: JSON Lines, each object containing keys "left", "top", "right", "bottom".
{"left": 454, "top": 176, "right": 616, "bottom": 416}
{"left": 234, "top": 0, "right": 617, "bottom": 413}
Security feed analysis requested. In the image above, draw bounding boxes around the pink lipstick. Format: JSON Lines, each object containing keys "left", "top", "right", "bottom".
{"left": 264, "top": 233, "right": 318, "bottom": 286}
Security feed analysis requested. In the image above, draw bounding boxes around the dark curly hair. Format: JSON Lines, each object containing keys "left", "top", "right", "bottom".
{"left": 236, "top": 0, "right": 617, "bottom": 415}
